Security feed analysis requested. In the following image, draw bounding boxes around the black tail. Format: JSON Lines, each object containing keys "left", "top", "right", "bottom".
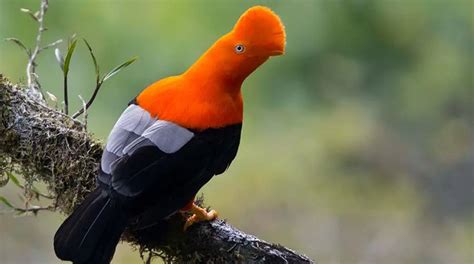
{"left": 54, "top": 188, "right": 128, "bottom": 264}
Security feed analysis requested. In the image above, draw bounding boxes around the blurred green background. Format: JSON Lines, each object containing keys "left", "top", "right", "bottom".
{"left": 0, "top": 0, "right": 473, "bottom": 263}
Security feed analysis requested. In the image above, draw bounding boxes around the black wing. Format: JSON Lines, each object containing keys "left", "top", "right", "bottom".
{"left": 97, "top": 104, "right": 241, "bottom": 217}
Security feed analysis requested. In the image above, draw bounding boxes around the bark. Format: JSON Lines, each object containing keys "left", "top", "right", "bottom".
{"left": 0, "top": 75, "right": 314, "bottom": 263}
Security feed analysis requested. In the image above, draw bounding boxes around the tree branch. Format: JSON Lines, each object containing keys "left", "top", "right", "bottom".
{"left": 0, "top": 75, "right": 314, "bottom": 263}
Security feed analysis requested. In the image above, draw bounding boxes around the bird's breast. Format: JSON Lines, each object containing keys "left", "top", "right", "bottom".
{"left": 138, "top": 79, "right": 243, "bottom": 130}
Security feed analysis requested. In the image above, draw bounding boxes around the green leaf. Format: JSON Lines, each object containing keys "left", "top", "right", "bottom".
{"left": 83, "top": 38, "right": 100, "bottom": 84}
{"left": 20, "top": 8, "right": 38, "bottom": 22}
{"left": 68, "top": 33, "right": 77, "bottom": 46}
{"left": 7, "top": 172, "right": 23, "bottom": 188}
{"left": 63, "top": 39, "right": 78, "bottom": 75}
{"left": 5, "top": 37, "right": 30, "bottom": 56}
{"left": 0, "top": 196, "right": 14, "bottom": 209}
{"left": 55, "top": 48, "right": 64, "bottom": 70}
{"left": 102, "top": 57, "right": 137, "bottom": 82}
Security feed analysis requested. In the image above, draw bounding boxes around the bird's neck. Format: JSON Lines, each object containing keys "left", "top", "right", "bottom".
{"left": 137, "top": 63, "right": 244, "bottom": 130}
{"left": 184, "top": 45, "right": 246, "bottom": 91}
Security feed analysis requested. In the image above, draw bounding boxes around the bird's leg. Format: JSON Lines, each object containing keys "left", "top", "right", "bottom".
{"left": 182, "top": 203, "right": 218, "bottom": 231}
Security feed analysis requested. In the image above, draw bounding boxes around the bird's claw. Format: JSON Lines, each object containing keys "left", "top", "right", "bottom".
{"left": 183, "top": 208, "right": 218, "bottom": 231}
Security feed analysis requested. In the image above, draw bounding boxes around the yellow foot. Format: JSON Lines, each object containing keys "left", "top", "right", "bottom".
{"left": 183, "top": 203, "right": 218, "bottom": 231}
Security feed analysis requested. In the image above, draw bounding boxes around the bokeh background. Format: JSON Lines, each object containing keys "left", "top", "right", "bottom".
{"left": 0, "top": 0, "right": 472, "bottom": 263}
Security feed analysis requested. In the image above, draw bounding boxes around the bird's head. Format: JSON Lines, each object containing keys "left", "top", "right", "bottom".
{"left": 231, "top": 6, "right": 286, "bottom": 57}
{"left": 187, "top": 6, "right": 286, "bottom": 84}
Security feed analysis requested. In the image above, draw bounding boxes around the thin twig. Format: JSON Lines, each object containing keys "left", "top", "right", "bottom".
{"left": 72, "top": 50, "right": 137, "bottom": 119}
{"left": 63, "top": 75, "right": 68, "bottom": 114}
{"left": 35, "top": 191, "right": 55, "bottom": 200}
{"left": 72, "top": 81, "right": 102, "bottom": 119}
{"left": 41, "top": 39, "right": 63, "bottom": 51}
{"left": 26, "top": 0, "right": 49, "bottom": 99}
{"left": 12, "top": 205, "right": 55, "bottom": 216}
{"left": 78, "top": 95, "right": 87, "bottom": 130}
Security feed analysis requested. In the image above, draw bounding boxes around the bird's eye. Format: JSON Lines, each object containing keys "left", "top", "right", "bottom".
{"left": 234, "top": 44, "right": 245, "bottom": 54}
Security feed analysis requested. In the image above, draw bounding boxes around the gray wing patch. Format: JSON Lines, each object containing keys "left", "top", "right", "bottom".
{"left": 105, "top": 104, "right": 155, "bottom": 153}
{"left": 100, "top": 104, "right": 194, "bottom": 174}
{"left": 101, "top": 150, "right": 119, "bottom": 174}
{"left": 105, "top": 128, "right": 140, "bottom": 155}
{"left": 113, "top": 104, "right": 155, "bottom": 133}
{"left": 123, "top": 120, "right": 194, "bottom": 155}
{"left": 101, "top": 104, "right": 155, "bottom": 174}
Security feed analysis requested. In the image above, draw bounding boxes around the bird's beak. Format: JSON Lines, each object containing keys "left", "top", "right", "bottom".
{"left": 269, "top": 47, "right": 285, "bottom": 56}
{"left": 268, "top": 33, "right": 286, "bottom": 56}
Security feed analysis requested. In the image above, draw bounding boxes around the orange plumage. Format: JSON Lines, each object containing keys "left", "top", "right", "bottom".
{"left": 54, "top": 7, "right": 286, "bottom": 264}
{"left": 137, "top": 6, "right": 286, "bottom": 130}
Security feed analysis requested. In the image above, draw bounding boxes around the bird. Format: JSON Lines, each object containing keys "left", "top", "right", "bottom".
{"left": 54, "top": 5, "right": 286, "bottom": 264}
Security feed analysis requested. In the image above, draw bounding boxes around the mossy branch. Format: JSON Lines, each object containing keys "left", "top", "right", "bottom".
{"left": 0, "top": 76, "right": 313, "bottom": 263}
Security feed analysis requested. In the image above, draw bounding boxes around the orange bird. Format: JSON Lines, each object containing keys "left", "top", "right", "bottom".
{"left": 54, "top": 6, "right": 286, "bottom": 264}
